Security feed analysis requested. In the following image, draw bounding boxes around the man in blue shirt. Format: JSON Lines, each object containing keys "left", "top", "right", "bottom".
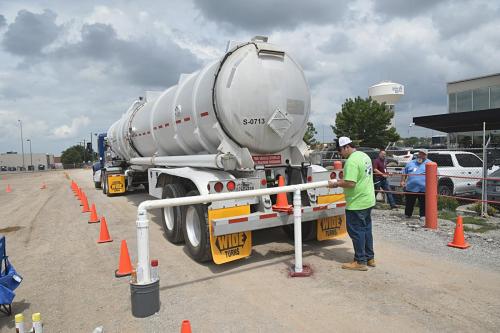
{"left": 400, "top": 149, "right": 431, "bottom": 218}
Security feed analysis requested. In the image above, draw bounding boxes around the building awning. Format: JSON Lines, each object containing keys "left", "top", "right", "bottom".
{"left": 413, "top": 108, "right": 500, "bottom": 133}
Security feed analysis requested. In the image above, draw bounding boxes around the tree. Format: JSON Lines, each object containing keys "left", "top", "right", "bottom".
{"left": 303, "top": 122, "right": 318, "bottom": 146}
{"left": 332, "top": 97, "right": 400, "bottom": 148}
{"left": 61, "top": 145, "right": 86, "bottom": 165}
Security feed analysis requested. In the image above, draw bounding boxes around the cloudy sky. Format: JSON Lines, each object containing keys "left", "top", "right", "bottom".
{"left": 0, "top": 0, "right": 499, "bottom": 155}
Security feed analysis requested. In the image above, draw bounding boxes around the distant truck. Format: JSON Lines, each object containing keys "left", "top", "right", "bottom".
{"left": 92, "top": 37, "right": 346, "bottom": 265}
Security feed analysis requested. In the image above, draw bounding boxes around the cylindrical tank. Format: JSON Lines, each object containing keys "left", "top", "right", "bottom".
{"left": 107, "top": 38, "right": 311, "bottom": 163}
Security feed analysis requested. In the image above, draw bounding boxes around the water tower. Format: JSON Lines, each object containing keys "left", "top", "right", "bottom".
{"left": 368, "top": 81, "right": 404, "bottom": 128}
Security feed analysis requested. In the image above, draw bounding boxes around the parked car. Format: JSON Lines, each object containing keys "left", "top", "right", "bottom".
{"left": 476, "top": 168, "right": 500, "bottom": 206}
{"left": 38, "top": 164, "right": 45, "bottom": 171}
{"left": 387, "top": 151, "right": 483, "bottom": 196}
{"left": 0, "top": 166, "right": 7, "bottom": 172}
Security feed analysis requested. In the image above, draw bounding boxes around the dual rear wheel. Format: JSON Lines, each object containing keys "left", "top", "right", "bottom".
{"left": 161, "top": 186, "right": 212, "bottom": 262}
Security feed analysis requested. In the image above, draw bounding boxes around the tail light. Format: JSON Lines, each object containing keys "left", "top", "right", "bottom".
{"left": 330, "top": 172, "right": 337, "bottom": 179}
{"left": 261, "top": 179, "right": 267, "bottom": 186}
{"left": 307, "top": 176, "right": 312, "bottom": 182}
{"left": 227, "top": 181, "right": 236, "bottom": 191}
{"left": 476, "top": 181, "right": 482, "bottom": 188}
{"left": 214, "top": 182, "right": 224, "bottom": 193}
{"left": 339, "top": 171, "right": 344, "bottom": 179}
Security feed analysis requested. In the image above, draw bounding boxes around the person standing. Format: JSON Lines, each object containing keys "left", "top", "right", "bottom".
{"left": 400, "top": 149, "right": 431, "bottom": 219}
{"left": 328, "top": 137, "right": 376, "bottom": 271}
{"left": 373, "top": 149, "right": 397, "bottom": 209}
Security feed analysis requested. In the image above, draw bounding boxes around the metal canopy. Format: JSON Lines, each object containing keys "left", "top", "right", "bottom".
{"left": 413, "top": 108, "right": 500, "bottom": 133}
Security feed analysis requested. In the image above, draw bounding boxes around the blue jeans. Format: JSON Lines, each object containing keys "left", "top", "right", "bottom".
{"left": 374, "top": 178, "right": 396, "bottom": 207}
{"left": 346, "top": 208, "right": 374, "bottom": 264}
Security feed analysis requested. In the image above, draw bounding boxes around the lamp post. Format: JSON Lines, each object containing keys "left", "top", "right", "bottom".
{"left": 408, "top": 122, "right": 414, "bottom": 137}
{"left": 26, "top": 139, "right": 33, "bottom": 171}
{"left": 18, "top": 120, "right": 25, "bottom": 171}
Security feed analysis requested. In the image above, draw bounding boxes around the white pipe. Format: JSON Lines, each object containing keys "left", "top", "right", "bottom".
{"left": 293, "top": 189, "right": 303, "bottom": 273}
{"left": 130, "top": 154, "right": 223, "bottom": 169}
{"left": 134, "top": 180, "right": 331, "bottom": 284}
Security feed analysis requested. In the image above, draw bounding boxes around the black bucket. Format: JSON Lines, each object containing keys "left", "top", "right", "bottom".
{"left": 130, "top": 280, "right": 160, "bottom": 318}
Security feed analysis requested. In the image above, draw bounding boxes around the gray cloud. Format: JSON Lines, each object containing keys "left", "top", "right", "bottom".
{"left": 55, "top": 23, "right": 200, "bottom": 87}
{"left": 0, "top": 15, "right": 6, "bottom": 28}
{"left": 2, "top": 9, "right": 61, "bottom": 56}
{"left": 319, "top": 32, "right": 353, "bottom": 53}
{"left": 373, "top": 0, "right": 443, "bottom": 18}
{"left": 193, "top": 0, "right": 347, "bottom": 31}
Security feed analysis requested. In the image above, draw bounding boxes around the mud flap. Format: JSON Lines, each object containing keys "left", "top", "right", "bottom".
{"left": 316, "top": 194, "right": 348, "bottom": 241}
{"left": 208, "top": 206, "right": 252, "bottom": 264}
{"left": 107, "top": 174, "right": 126, "bottom": 195}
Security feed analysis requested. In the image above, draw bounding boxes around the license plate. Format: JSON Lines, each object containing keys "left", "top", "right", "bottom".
{"left": 237, "top": 184, "right": 254, "bottom": 191}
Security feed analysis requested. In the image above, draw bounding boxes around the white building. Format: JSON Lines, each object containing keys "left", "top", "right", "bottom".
{"left": 0, "top": 152, "right": 55, "bottom": 170}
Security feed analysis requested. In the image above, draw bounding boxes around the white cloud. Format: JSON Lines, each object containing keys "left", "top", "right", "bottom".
{"left": 52, "top": 116, "right": 90, "bottom": 139}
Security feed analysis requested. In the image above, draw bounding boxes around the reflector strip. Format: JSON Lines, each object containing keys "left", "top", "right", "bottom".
{"left": 259, "top": 213, "right": 277, "bottom": 220}
{"left": 176, "top": 120, "right": 181, "bottom": 124}
{"left": 184, "top": 117, "right": 191, "bottom": 122}
{"left": 159, "top": 125, "right": 163, "bottom": 129}
{"left": 165, "top": 123, "right": 169, "bottom": 127}
{"left": 201, "top": 112, "right": 209, "bottom": 117}
{"left": 153, "top": 127, "right": 157, "bottom": 130}
{"left": 313, "top": 205, "right": 328, "bottom": 211}
{"left": 337, "top": 202, "right": 346, "bottom": 207}
{"left": 228, "top": 217, "right": 248, "bottom": 224}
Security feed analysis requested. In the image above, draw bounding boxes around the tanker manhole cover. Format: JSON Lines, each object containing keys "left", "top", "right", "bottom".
{"left": 267, "top": 107, "right": 291, "bottom": 138}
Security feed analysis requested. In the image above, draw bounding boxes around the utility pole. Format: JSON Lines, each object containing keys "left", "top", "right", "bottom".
{"left": 83, "top": 139, "right": 86, "bottom": 164}
{"left": 18, "top": 120, "right": 25, "bottom": 170}
{"left": 90, "top": 132, "right": 93, "bottom": 162}
{"left": 27, "top": 139, "right": 33, "bottom": 171}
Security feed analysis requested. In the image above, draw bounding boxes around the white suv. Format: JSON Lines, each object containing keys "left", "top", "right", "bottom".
{"left": 387, "top": 151, "right": 483, "bottom": 196}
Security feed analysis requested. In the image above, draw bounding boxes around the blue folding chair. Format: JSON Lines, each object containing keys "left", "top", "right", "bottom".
{"left": 0, "top": 236, "right": 22, "bottom": 316}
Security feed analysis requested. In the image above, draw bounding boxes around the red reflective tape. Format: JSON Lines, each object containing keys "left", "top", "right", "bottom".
{"left": 176, "top": 120, "right": 181, "bottom": 124}
{"left": 165, "top": 123, "right": 169, "bottom": 127}
{"left": 184, "top": 117, "right": 191, "bottom": 122}
{"left": 159, "top": 124, "right": 163, "bottom": 129}
{"left": 259, "top": 213, "right": 277, "bottom": 220}
{"left": 313, "top": 205, "right": 328, "bottom": 211}
{"left": 336, "top": 202, "right": 346, "bottom": 207}
{"left": 228, "top": 217, "right": 248, "bottom": 224}
{"left": 201, "top": 112, "right": 209, "bottom": 117}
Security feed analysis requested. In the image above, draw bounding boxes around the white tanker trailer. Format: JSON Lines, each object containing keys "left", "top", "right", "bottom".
{"left": 94, "top": 36, "right": 347, "bottom": 264}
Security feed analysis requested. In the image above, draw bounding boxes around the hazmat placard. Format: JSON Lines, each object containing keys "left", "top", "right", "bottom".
{"left": 208, "top": 206, "right": 252, "bottom": 264}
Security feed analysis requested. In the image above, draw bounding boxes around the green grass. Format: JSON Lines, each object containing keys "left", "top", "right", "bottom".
{"left": 438, "top": 211, "right": 499, "bottom": 233}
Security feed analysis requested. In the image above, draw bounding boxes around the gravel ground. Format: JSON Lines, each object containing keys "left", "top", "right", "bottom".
{"left": 372, "top": 207, "right": 500, "bottom": 271}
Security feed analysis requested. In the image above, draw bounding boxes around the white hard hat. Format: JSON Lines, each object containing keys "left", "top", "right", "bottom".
{"left": 338, "top": 136, "right": 352, "bottom": 147}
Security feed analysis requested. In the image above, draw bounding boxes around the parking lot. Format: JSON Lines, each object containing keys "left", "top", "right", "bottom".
{"left": 0, "top": 169, "right": 499, "bottom": 332}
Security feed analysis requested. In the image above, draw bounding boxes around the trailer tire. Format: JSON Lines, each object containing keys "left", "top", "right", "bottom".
{"left": 282, "top": 221, "right": 317, "bottom": 242}
{"left": 101, "top": 172, "right": 108, "bottom": 195}
{"left": 94, "top": 181, "right": 101, "bottom": 189}
{"left": 161, "top": 184, "right": 186, "bottom": 244}
{"left": 182, "top": 190, "right": 212, "bottom": 263}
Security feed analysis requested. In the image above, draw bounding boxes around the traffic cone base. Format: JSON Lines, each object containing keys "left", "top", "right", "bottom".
{"left": 447, "top": 216, "right": 470, "bottom": 249}
{"left": 88, "top": 203, "right": 99, "bottom": 223}
{"left": 40, "top": 183, "right": 47, "bottom": 189}
{"left": 81, "top": 193, "right": 90, "bottom": 213}
{"left": 181, "top": 320, "right": 192, "bottom": 333}
{"left": 97, "top": 217, "right": 113, "bottom": 243}
{"left": 272, "top": 176, "right": 293, "bottom": 212}
{"left": 6, "top": 185, "right": 12, "bottom": 193}
{"left": 115, "top": 240, "right": 133, "bottom": 277}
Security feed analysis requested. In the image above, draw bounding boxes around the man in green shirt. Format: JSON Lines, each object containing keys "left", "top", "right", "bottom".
{"left": 328, "top": 137, "right": 376, "bottom": 271}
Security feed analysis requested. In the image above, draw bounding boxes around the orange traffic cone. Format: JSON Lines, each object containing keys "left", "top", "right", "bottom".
{"left": 272, "top": 176, "right": 292, "bottom": 212}
{"left": 40, "top": 183, "right": 47, "bottom": 189}
{"left": 81, "top": 193, "right": 91, "bottom": 213}
{"left": 180, "top": 320, "right": 192, "bottom": 333}
{"left": 115, "top": 240, "right": 133, "bottom": 277}
{"left": 448, "top": 215, "right": 470, "bottom": 249}
{"left": 97, "top": 216, "right": 113, "bottom": 243}
{"left": 5, "top": 184, "right": 12, "bottom": 193}
{"left": 88, "top": 203, "right": 99, "bottom": 223}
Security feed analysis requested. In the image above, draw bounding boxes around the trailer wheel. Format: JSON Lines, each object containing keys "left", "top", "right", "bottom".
{"left": 161, "top": 184, "right": 186, "bottom": 244}
{"left": 182, "top": 190, "right": 212, "bottom": 262}
{"left": 101, "top": 172, "right": 108, "bottom": 195}
{"left": 94, "top": 181, "right": 101, "bottom": 189}
{"left": 282, "top": 221, "right": 317, "bottom": 242}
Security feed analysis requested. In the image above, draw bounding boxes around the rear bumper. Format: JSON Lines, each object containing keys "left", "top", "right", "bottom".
{"left": 212, "top": 202, "right": 346, "bottom": 236}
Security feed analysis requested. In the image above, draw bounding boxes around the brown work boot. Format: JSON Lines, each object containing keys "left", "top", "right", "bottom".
{"left": 367, "top": 259, "right": 376, "bottom": 267}
{"left": 341, "top": 261, "right": 368, "bottom": 271}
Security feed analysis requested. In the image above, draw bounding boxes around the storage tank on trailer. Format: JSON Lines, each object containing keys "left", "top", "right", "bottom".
{"left": 107, "top": 36, "right": 311, "bottom": 170}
